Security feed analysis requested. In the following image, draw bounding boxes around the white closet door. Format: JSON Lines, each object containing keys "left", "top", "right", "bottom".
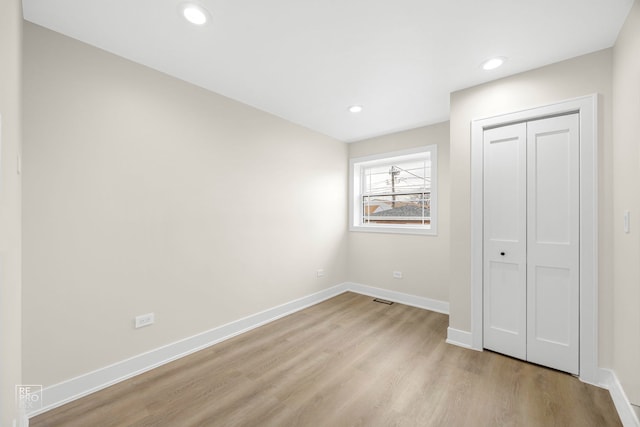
{"left": 526, "top": 114, "right": 580, "bottom": 375}
{"left": 483, "top": 123, "right": 527, "bottom": 360}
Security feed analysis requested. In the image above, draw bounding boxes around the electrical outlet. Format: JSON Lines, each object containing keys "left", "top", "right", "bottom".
{"left": 135, "top": 313, "right": 155, "bottom": 329}
{"left": 316, "top": 269, "right": 325, "bottom": 278}
{"left": 393, "top": 271, "right": 403, "bottom": 279}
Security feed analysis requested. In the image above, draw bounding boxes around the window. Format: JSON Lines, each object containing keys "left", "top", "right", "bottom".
{"left": 350, "top": 146, "right": 437, "bottom": 235}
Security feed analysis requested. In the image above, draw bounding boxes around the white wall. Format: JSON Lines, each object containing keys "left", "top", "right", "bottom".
{"left": 448, "top": 49, "right": 614, "bottom": 366}
{"left": 348, "top": 122, "right": 449, "bottom": 303}
{"left": 21, "top": 1, "right": 640, "bottom": 411}
{"left": 0, "top": 0, "right": 23, "bottom": 425}
{"left": 22, "top": 23, "right": 348, "bottom": 387}
{"left": 612, "top": 0, "right": 640, "bottom": 405}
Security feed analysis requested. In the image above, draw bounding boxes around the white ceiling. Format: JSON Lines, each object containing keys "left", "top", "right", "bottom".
{"left": 22, "top": 0, "right": 633, "bottom": 142}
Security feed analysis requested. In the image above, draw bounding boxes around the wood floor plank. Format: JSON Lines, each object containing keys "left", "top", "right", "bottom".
{"left": 30, "top": 292, "right": 621, "bottom": 427}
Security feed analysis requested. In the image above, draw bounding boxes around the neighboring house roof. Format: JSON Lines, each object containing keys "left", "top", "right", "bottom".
{"left": 370, "top": 205, "right": 429, "bottom": 217}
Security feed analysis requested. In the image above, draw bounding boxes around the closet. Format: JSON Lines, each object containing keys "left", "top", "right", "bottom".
{"left": 482, "top": 113, "right": 579, "bottom": 375}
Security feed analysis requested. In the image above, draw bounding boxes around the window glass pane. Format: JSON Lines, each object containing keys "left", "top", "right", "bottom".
{"left": 362, "top": 193, "right": 431, "bottom": 225}
{"left": 362, "top": 157, "right": 430, "bottom": 195}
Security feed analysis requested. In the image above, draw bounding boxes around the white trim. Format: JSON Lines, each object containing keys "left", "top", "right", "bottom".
{"left": 348, "top": 223, "right": 436, "bottom": 236}
{"left": 27, "top": 283, "right": 349, "bottom": 418}
{"left": 16, "top": 407, "right": 29, "bottom": 427}
{"left": 346, "top": 282, "right": 449, "bottom": 314}
{"left": 28, "top": 282, "right": 448, "bottom": 418}
{"left": 599, "top": 369, "right": 640, "bottom": 427}
{"left": 349, "top": 145, "right": 438, "bottom": 236}
{"left": 446, "top": 327, "right": 475, "bottom": 349}
{"left": 32, "top": 277, "right": 634, "bottom": 423}
{"left": 469, "top": 94, "right": 599, "bottom": 384}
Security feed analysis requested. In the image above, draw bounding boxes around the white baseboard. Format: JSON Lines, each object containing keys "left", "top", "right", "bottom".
{"left": 28, "top": 283, "right": 349, "bottom": 418}
{"left": 28, "top": 282, "right": 449, "bottom": 419}
{"left": 445, "top": 327, "right": 474, "bottom": 349}
{"left": 13, "top": 407, "right": 29, "bottom": 427}
{"left": 345, "top": 282, "right": 449, "bottom": 314}
{"left": 32, "top": 282, "right": 637, "bottom": 426}
{"left": 599, "top": 369, "right": 640, "bottom": 427}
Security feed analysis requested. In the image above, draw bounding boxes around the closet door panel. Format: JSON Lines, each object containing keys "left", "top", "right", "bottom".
{"left": 526, "top": 114, "right": 580, "bottom": 375}
{"left": 483, "top": 123, "right": 527, "bottom": 360}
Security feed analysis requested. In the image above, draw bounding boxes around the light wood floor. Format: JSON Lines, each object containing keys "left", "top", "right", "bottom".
{"left": 31, "top": 292, "right": 621, "bottom": 426}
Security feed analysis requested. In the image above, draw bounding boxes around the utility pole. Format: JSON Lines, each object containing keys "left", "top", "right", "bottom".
{"left": 390, "top": 166, "right": 400, "bottom": 208}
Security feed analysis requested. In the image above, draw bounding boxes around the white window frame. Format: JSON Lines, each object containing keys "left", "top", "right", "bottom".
{"left": 349, "top": 145, "right": 437, "bottom": 235}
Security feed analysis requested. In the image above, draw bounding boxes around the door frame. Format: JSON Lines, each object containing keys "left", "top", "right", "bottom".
{"left": 470, "top": 94, "right": 598, "bottom": 383}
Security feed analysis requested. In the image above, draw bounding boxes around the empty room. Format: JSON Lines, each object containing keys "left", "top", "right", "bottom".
{"left": 2, "top": 0, "right": 640, "bottom": 426}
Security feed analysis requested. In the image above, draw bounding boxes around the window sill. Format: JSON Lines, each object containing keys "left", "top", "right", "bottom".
{"left": 349, "top": 225, "right": 437, "bottom": 236}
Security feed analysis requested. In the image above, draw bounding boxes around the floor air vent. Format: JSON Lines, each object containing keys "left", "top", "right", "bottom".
{"left": 373, "top": 298, "right": 394, "bottom": 305}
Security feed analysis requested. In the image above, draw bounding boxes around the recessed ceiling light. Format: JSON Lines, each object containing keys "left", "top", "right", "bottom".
{"left": 481, "top": 57, "right": 506, "bottom": 71}
{"left": 348, "top": 105, "right": 363, "bottom": 113}
{"left": 182, "top": 4, "right": 208, "bottom": 26}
